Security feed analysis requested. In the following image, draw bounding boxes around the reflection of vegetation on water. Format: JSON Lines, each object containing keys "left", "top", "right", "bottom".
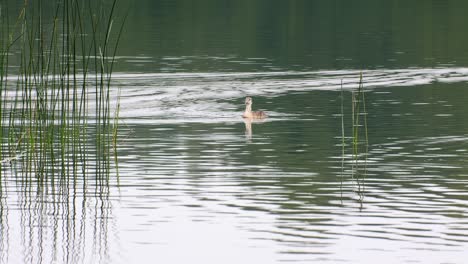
{"left": 0, "top": 167, "right": 115, "bottom": 263}
{"left": 0, "top": 0, "right": 125, "bottom": 179}
{"left": 341, "top": 74, "right": 369, "bottom": 203}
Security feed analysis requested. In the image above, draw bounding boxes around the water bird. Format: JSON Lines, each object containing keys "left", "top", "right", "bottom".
{"left": 242, "top": 97, "right": 267, "bottom": 119}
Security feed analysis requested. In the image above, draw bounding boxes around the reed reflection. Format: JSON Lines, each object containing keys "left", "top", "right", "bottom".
{"left": 0, "top": 173, "right": 9, "bottom": 264}
{"left": 243, "top": 118, "right": 253, "bottom": 140}
{"left": 0, "top": 162, "right": 116, "bottom": 264}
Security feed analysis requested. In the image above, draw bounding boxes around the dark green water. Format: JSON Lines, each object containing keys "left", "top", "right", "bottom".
{"left": 2, "top": 1, "right": 468, "bottom": 263}
{"left": 117, "top": 0, "right": 468, "bottom": 72}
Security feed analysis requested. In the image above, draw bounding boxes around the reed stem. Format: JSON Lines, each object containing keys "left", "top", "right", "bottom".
{"left": 0, "top": 0, "right": 124, "bottom": 182}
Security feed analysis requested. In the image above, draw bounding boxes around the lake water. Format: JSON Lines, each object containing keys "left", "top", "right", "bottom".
{"left": 2, "top": 1, "right": 468, "bottom": 263}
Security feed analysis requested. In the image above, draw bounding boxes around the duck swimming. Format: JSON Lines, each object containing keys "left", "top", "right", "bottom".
{"left": 242, "top": 97, "right": 267, "bottom": 119}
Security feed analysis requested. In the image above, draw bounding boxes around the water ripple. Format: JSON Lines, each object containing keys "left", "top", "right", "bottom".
{"left": 112, "top": 67, "right": 468, "bottom": 124}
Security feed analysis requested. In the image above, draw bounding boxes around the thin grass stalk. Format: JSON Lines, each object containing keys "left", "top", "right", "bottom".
{"left": 46, "top": 4, "right": 61, "bottom": 180}
{"left": 340, "top": 79, "right": 344, "bottom": 201}
{"left": 355, "top": 74, "right": 365, "bottom": 188}
{"left": 341, "top": 80, "right": 345, "bottom": 163}
{"left": 103, "top": 1, "right": 119, "bottom": 176}
{"left": 88, "top": 1, "right": 101, "bottom": 178}
{"left": 64, "top": 0, "right": 71, "bottom": 179}
{"left": 38, "top": 0, "right": 46, "bottom": 179}
{"left": 112, "top": 88, "right": 120, "bottom": 179}
{"left": 50, "top": 13, "right": 60, "bottom": 179}
{"left": 72, "top": 0, "right": 79, "bottom": 180}
{"left": 350, "top": 88, "right": 355, "bottom": 180}
{"left": 361, "top": 75, "right": 369, "bottom": 187}
{"left": 353, "top": 74, "right": 363, "bottom": 161}
{"left": 0, "top": 3, "right": 8, "bottom": 167}
{"left": 109, "top": 6, "right": 127, "bottom": 182}
{"left": 75, "top": 0, "right": 89, "bottom": 180}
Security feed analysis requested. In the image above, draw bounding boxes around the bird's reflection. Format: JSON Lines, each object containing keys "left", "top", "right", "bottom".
{"left": 244, "top": 118, "right": 253, "bottom": 140}
{"left": 243, "top": 117, "right": 266, "bottom": 141}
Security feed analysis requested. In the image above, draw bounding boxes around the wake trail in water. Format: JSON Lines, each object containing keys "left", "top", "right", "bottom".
{"left": 111, "top": 67, "right": 468, "bottom": 123}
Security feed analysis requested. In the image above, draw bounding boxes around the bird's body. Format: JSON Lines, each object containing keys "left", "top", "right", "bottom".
{"left": 242, "top": 97, "right": 267, "bottom": 119}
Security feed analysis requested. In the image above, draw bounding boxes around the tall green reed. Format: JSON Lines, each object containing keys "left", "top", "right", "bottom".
{"left": 340, "top": 74, "right": 369, "bottom": 201}
{"left": 351, "top": 73, "right": 369, "bottom": 163}
{"left": 0, "top": 0, "right": 124, "bottom": 181}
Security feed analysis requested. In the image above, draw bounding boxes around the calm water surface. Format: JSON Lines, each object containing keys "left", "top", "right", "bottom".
{"left": 2, "top": 1, "right": 468, "bottom": 263}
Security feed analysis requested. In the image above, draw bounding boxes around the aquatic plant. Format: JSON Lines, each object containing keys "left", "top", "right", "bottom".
{"left": 0, "top": 0, "right": 125, "bottom": 180}
{"left": 351, "top": 73, "right": 369, "bottom": 163}
{"left": 340, "top": 73, "right": 369, "bottom": 201}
